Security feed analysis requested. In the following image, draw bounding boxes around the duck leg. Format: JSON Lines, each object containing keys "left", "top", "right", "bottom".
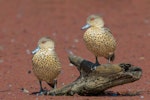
{"left": 91, "top": 56, "right": 100, "bottom": 70}
{"left": 95, "top": 56, "right": 100, "bottom": 66}
{"left": 38, "top": 81, "right": 47, "bottom": 95}
{"left": 47, "top": 80, "right": 57, "bottom": 96}
{"left": 39, "top": 81, "right": 44, "bottom": 92}
{"left": 32, "top": 81, "right": 47, "bottom": 95}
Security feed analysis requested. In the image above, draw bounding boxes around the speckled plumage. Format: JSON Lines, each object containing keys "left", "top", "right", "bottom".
{"left": 82, "top": 14, "right": 116, "bottom": 64}
{"left": 32, "top": 37, "right": 61, "bottom": 93}
{"left": 32, "top": 49, "right": 61, "bottom": 83}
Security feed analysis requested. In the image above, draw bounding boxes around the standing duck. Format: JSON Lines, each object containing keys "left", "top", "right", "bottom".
{"left": 82, "top": 14, "right": 116, "bottom": 69}
{"left": 32, "top": 37, "right": 61, "bottom": 94}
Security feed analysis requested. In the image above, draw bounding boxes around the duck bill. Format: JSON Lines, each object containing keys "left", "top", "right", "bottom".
{"left": 32, "top": 46, "right": 40, "bottom": 54}
{"left": 81, "top": 23, "right": 91, "bottom": 30}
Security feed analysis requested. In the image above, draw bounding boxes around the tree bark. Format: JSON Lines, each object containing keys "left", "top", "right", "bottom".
{"left": 47, "top": 53, "right": 142, "bottom": 96}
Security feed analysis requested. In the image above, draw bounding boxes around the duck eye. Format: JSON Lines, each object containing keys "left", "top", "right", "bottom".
{"left": 41, "top": 41, "right": 46, "bottom": 44}
{"left": 90, "top": 17, "right": 95, "bottom": 21}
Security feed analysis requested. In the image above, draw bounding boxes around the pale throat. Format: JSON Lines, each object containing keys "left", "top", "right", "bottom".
{"left": 93, "top": 25, "right": 105, "bottom": 33}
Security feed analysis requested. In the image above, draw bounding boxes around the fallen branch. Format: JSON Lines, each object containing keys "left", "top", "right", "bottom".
{"left": 47, "top": 53, "right": 142, "bottom": 96}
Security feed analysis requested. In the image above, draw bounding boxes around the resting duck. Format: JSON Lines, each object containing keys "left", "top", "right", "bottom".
{"left": 32, "top": 37, "right": 61, "bottom": 94}
{"left": 82, "top": 14, "right": 116, "bottom": 69}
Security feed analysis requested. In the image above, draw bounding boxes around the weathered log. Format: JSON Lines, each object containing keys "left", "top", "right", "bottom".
{"left": 47, "top": 53, "right": 142, "bottom": 96}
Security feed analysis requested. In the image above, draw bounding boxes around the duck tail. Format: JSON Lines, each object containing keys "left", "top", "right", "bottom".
{"left": 106, "top": 53, "right": 115, "bottom": 62}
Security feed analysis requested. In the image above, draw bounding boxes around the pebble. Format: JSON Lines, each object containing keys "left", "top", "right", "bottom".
{"left": 21, "top": 88, "right": 29, "bottom": 94}
{"left": 10, "top": 39, "right": 15, "bottom": 43}
{"left": 28, "top": 70, "right": 31, "bottom": 74}
{"left": 144, "top": 19, "right": 149, "bottom": 24}
{"left": 74, "top": 38, "right": 79, "bottom": 43}
{"left": 139, "top": 57, "right": 145, "bottom": 60}
{"left": 71, "top": 45, "right": 76, "bottom": 49}
{"left": 140, "top": 95, "right": 144, "bottom": 99}
{"left": 8, "top": 84, "right": 12, "bottom": 88}
{"left": 69, "top": 63, "right": 74, "bottom": 67}
{"left": 8, "top": 92, "right": 11, "bottom": 95}
{"left": 52, "top": 32, "right": 56, "bottom": 36}
{"left": 62, "top": 83, "right": 65, "bottom": 86}
{"left": 26, "top": 49, "right": 31, "bottom": 55}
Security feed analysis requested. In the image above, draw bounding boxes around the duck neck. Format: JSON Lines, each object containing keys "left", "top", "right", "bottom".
{"left": 93, "top": 26, "right": 105, "bottom": 33}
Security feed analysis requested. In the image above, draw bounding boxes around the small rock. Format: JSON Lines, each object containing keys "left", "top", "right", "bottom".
{"left": 74, "top": 39, "right": 79, "bottom": 43}
{"left": 144, "top": 19, "right": 149, "bottom": 24}
{"left": 71, "top": 74, "right": 74, "bottom": 76}
{"left": 71, "top": 45, "right": 76, "bottom": 49}
{"left": 139, "top": 57, "right": 145, "bottom": 60}
{"left": 10, "top": 39, "right": 15, "bottom": 43}
{"left": 26, "top": 49, "right": 31, "bottom": 54}
{"left": 8, "top": 92, "right": 11, "bottom": 95}
{"left": 8, "top": 84, "right": 12, "bottom": 88}
{"left": 28, "top": 70, "right": 31, "bottom": 74}
{"left": 69, "top": 63, "right": 74, "bottom": 67}
{"left": 140, "top": 95, "right": 144, "bottom": 99}
{"left": 66, "top": 49, "right": 73, "bottom": 55}
{"left": 21, "top": 88, "right": 29, "bottom": 94}
{"left": 62, "top": 83, "right": 65, "bottom": 86}
{"left": 52, "top": 32, "right": 57, "bottom": 36}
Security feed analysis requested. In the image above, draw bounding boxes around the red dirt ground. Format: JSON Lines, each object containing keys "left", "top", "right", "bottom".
{"left": 0, "top": 0, "right": 150, "bottom": 99}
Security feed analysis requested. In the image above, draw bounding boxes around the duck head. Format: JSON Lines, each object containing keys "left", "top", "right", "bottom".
{"left": 82, "top": 14, "right": 104, "bottom": 30}
{"left": 32, "top": 37, "right": 55, "bottom": 54}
